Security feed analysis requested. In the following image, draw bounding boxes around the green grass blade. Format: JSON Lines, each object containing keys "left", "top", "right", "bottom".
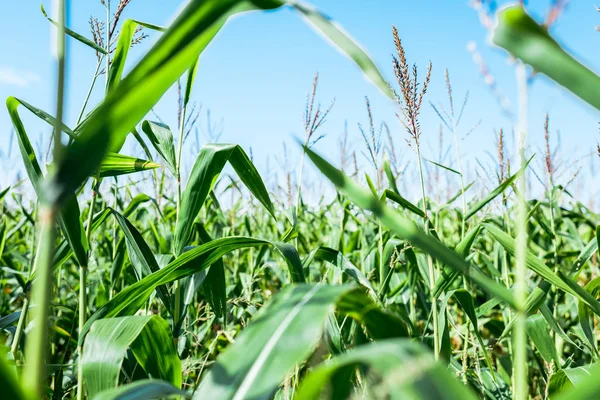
{"left": 464, "top": 156, "right": 532, "bottom": 221}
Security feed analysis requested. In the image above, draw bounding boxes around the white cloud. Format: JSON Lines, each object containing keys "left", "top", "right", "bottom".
{"left": 0, "top": 66, "right": 40, "bottom": 87}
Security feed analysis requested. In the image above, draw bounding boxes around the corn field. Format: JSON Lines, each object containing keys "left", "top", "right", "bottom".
{"left": 3, "top": 1, "right": 600, "bottom": 399}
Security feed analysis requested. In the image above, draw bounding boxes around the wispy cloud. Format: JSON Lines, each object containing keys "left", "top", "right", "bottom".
{"left": 0, "top": 66, "right": 40, "bottom": 87}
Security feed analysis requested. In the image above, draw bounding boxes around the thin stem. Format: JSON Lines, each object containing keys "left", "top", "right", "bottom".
{"left": 77, "top": 178, "right": 98, "bottom": 400}
{"left": 416, "top": 143, "right": 439, "bottom": 360}
{"left": 175, "top": 83, "right": 187, "bottom": 226}
{"left": 513, "top": 61, "right": 529, "bottom": 400}
{"left": 295, "top": 150, "right": 306, "bottom": 218}
{"left": 105, "top": 0, "right": 110, "bottom": 91}
{"left": 24, "top": 0, "right": 66, "bottom": 395}
{"left": 173, "top": 81, "right": 188, "bottom": 339}
{"left": 23, "top": 207, "right": 57, "bottom": 400}
{"left": 452, "top": 122, "right": 467, "bottom": 241}
{"left": 10, "top": 296, "right": 29, "bottom": 358}
{"left": 76, "top": 58, "right": 103, "bottom": 126}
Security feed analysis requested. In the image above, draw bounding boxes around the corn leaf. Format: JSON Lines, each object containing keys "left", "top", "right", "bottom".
{"left": 82, "top": 315, "right": 181, "bottom": 398}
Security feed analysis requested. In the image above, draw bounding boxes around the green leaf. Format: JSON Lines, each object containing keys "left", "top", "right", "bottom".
{"left": 450, "top": 289, "right": 496, "bottom": 381}
{"left": 106, "top": 19, "right": 166, "bottom": 93}
{"left": 425, "top": 159, "right": 461, "bottom": 175}
{"left": 464, "top": 156, "right": 532, "bottom": 220}
{"left": 296, "top": 339, "right": 478, "bottom": 399}
{"left": 173, "top": 144, "right": 274, "bottom": 255}
{"left": 40, "top": 4, "right": 108, "bottom": 55}
{"left": 196, "top": 284, "right": 405, "bottom": 399}
{"left": 195, "top": 224, "right": 226, "bottom": 320}
{"left": 303, "top": 145, "right": 516, "bottom": 308}
{"left": 82, "top": 315, "right": 181, "bottom": 398}
{"left": 110, "top": 209, "right": 172, "bottom": 314}
{"left": 0, "top": 355, "right": 24, "bottom": 400}
{"left": 0, "top": 186, "right": 10, "bottom": 203}
{"left": 572, "top": 233, "right": 598, "bottom": 273}
{"left": 433, "top": 225, "right": 481, "bottom": 297}
{"left": 304, "top": 246, "right": 376, "bottom": 296}
{"left": 526, "top": 314, "right": 559, "bottom": 366}
{"left": 91, "top": 379, "right": 188, "bottom": 400}
{"left": 289, "top": 1, "right": 393, "bottom": 99}
{"left": 382, "top": 189, "right": 425, "bottom": 218}
{"left": 99, "top": 153, "right": 160, "bottom": 178}
{"left": 492, "top": 6, "right": 600, "bottom": 113}
{"left": 141, "top": 121, "right": 177, "bottom": 175}
{"left": 383, "top": 158, "right": 399, "bottom": 193}
{"left": 82, "top": 237, "right": 303, "bottom": 339}
{"left": 336, "top": 288, "right": 410, "bottom": 339}
{"left": 484, "top": 223, "right": 600, "bottom": 316}
{"left": 196, "top": 284, "right": 350, "bottom": 399}
{"left": 6, "top": 96, "right": 88, "bottom": 268}
{"left": 578, "top": 276, "right": 600, "bottom": 356}
{"left": 549, "top": 365, "right": 600, "bottom": 399}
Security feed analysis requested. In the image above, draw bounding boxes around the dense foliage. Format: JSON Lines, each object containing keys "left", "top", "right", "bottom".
{"left": 3, "top": 1, "right": 600, "bottom": 399}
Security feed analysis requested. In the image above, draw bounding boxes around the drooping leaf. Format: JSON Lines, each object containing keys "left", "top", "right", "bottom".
{"left": 173, "top": 144, "right": 274, "bottom": 255}
{"left": 81, "top": 237, "right": 303, "bottom": 338}
{"left": 40, "top": 4, "right": 107, "bottom": 55}
{"left": 141, "top": 121, "right": 177, "bottom": 175}
{"left": 289, "top": 1, "right": 392, "bottom": 99}
{"left": 6, "top": 96, "right": 88, "bottom": 268}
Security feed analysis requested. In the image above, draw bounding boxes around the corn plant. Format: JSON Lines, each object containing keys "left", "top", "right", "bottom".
{"left": 3, "top": 2, "right": 600, "bottom": 400}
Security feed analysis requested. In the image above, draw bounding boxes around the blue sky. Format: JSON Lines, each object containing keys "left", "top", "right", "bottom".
{"left": 1, "top": 1, "right": 600, "bottom": 194}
